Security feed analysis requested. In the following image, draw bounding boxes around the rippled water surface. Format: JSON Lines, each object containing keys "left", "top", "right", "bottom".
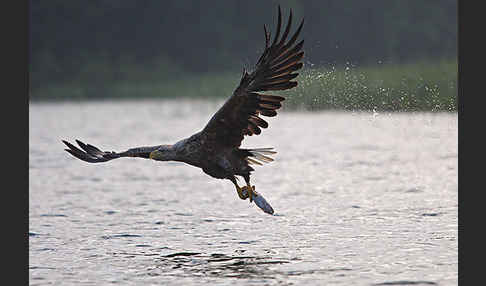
{"left": 29, "top": 99, "right": 457, "bottom": 285}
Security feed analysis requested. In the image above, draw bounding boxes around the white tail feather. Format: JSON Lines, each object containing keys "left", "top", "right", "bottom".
{"left": 244, "top": 147, "right": 276, "bottom": 166}
{"left": 249, "top": 149, "right": 275, "bottom": 163}
{"left": 252, "top": 153, "right": 274, "bottom": 162}
{"left": 246, "top": 157, "right": 263, "bottom": 165}
{"left": 251, "top": 147, "right": 276, "bottom": 152}
{"left": 253, "top": 150, "right": 277, "bottom": 155}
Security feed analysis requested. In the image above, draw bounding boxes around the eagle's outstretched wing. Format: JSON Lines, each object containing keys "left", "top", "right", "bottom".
{"left": 62, "top": 139, "right": 161, "bottom": 163}
{"left": 201, "top": 6, "right": 304, "bottom": 149}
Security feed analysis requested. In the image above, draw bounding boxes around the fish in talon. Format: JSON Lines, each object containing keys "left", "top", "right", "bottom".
{"left": 241, "top": 186, "right": 275, "bottom": 215}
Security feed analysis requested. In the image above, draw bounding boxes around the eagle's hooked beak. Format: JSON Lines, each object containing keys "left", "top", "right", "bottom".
{"left": 149, "top": 145, "right": 174, "bottom": 161}
{"left": 149, "top": 150, "right": 160, "bottom": 160}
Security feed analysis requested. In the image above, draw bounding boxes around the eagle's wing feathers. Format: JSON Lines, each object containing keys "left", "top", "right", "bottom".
{"left": 62, "top": 139, "right": 161, "bottom": 163}
{"left": 201, "top": 6, "right": 304, "bottom": 148}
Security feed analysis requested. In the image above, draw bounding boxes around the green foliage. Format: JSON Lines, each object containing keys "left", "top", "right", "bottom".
{"left": 30, "top": 0, "right": 457, "bottom": 92}
{"left": 30, "top": 59, "right": 457, "bottom": 112}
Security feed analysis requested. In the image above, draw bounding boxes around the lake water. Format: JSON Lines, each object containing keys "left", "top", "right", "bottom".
{"left": 29, "top": 99, "right": 457, "bottom": 285}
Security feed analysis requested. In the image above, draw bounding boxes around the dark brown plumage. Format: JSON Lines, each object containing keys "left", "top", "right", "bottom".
{"left": 62, "top": 6, "right": 304, "bottom": 214}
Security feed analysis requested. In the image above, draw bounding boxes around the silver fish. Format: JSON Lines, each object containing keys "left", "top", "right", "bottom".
{"left": 241, "top": 187, "right": 274, "bottom": 215}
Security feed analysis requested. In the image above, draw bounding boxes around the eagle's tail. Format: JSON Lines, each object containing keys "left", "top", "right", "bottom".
{"left": 241, "top": 147, "right": 277, "bottom": 165}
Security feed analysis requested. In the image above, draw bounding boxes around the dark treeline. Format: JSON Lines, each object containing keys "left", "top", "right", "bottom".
{"left": 30, "top": 0, "right": 456, "bottom": 92}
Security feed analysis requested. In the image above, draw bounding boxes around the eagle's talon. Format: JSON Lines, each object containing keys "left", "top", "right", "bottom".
{"left": 242, "top": 185, "right": 256, "bottom": 203}
{"left": 236, "top": 186, "right": 249, "bottom": 200}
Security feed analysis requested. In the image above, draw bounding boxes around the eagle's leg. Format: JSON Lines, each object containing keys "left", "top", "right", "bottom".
{"left": 241, "top": 185, "right": 256, "bottom": 203}
{"left": 243, "top": 174, "right": 255, "bottom": 203}
{"left": 230, "top": 177, "right": 249, "bottom": 200}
